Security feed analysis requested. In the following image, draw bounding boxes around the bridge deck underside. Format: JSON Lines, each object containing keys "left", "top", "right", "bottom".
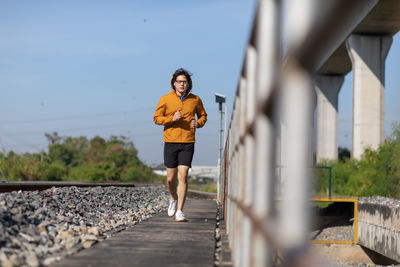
{"left": 318, "top": 0, "right": 400, "bottom": 75}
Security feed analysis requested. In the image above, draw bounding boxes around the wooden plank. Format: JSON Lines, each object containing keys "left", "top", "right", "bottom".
{"left": 56, "top": 199, "right": 217, "bottom": 267}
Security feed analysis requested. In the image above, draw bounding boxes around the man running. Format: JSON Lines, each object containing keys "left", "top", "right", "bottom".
{"left": 153, "top": 68, "right": 207, "bottom": 222}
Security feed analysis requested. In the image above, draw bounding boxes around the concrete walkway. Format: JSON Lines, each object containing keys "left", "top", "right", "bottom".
{"left": 56, "top": 199, "right": 217, "bottom": 267}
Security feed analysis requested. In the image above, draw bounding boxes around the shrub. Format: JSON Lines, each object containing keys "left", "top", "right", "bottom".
{"left": 315, "top": 123, "right": 400, "bottom": 198}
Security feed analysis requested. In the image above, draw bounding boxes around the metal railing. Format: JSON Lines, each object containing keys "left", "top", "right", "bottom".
{"left": 217, "top": 0, "right": 378, "bottom": 266}
{"left": 275, "top": 165, "right": 332, "bottom": 198}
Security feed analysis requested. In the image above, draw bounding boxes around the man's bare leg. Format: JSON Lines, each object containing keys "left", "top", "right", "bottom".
{"left": 177, "top": 165, "right": 189, "bottom": 211}
{"left": 166, "top": 168, "right": 178, "bottom": 200}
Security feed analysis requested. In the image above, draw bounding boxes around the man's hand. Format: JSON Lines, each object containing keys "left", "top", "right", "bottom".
{"left": 190, "top": 119, "right": 198, "bottom": 128}
{"left": 172, "top": 110, "right": 182, "bottom": 122}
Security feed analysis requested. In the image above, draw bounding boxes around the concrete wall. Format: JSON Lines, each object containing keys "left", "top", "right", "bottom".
{"left": 358, "top": 197, "right": 400, "bottom": 262}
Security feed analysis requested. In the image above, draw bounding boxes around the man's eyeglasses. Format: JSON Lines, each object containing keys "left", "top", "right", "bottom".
{"left": 175, "top": 80, "right": 188, "bottom": 84}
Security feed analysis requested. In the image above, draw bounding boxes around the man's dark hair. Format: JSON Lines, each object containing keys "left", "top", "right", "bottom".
{"left": 171, "top": 68, "right": 193, "bottom": 92}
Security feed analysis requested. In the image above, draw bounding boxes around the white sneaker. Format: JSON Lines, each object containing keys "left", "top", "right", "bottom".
{"left": 168, "top": 200, "right": 177, "bottom": 217}
{"left": 175, "top": 210, "right": 186, "bottom": 222}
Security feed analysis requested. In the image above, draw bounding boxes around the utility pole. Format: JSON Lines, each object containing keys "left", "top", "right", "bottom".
{"left": 215, "top": 93, "right": 226, "bottom": 203}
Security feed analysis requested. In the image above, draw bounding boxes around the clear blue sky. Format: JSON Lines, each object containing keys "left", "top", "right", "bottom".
{"left": 0, "top": 1, "right": 399, "bottom": 166}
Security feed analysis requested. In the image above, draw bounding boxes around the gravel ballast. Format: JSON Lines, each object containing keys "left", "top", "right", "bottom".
{"left": 0, "top": 185, "right": 169, "bottom": 266}
{"left": 311, "top": 219, "right": 354, "bottom": 241}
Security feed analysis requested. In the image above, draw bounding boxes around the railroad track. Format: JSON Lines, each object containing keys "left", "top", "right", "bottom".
{"left": 0, "top": 181, "right": 216, "bottom": 200}
{"left": 0, "top": 181, "right": 147, "bottom": 193}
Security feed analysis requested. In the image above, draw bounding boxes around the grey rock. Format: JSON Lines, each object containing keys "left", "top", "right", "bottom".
{"left": 33, "top": 207, "right": 45, "bottom": 217}
{"left": 0, "top": 250, "right": 8, "bottom": 261}
{"left": 81, "top": 240, "right": 96, "bottom": 249}
{"left": 25, "top": 251, "right": 39, "bottom": 267}
{"left": 42, "top": 256, "right": 61, "bottom": 266}
{"left": 11, "top": 214, "right": 24, "bottom": 224}
{"left": 65, "top": 237, "right": 80, "bottom": 250}
{"left": 22, "top": 241, "right": 35, "bottom": 251}
{"left": 48, "top": 244, "right": 61, "bottom": 253}
{"left": 10, "top": 237, "right": 22, "bottom": 248}
{"left": 88, "top": 226, "right": 100, "bottom": 236}
{"left": 1, "top": 260, "right": 14, "bottom": 267}
{"left": 34, "top": 245, "right": 48, "bottom": 257}
{"left": 81, "top": 234, "right": 97, "bottom": 242}
{"left": 19, "top": 232, "right": 34, "bottom": 243}
{"left": 8, "top": 254, "right": 21, "bottom": 266}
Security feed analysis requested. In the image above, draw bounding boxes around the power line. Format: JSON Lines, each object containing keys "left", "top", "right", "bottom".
{"left": 0, "top": 108, "right": 219, "bottom": 126}
{"left": 0, "top": 118, "right": 217, "bottom": 137}
{"left": 0, "top": 121, "right": 156, "bottom": 136}
{"left": 0, "top": 108, "right": 153, "bottom": 125}
{"left": 0, "top": 129, "right": 44, "bottom": 152}
{"left": 1, "top": 143, "right": 48, "bottom": 150}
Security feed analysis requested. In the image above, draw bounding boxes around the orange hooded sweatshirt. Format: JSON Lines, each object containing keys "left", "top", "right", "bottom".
{"left": 154, "top": 86, "right": 207, "bottom": 143}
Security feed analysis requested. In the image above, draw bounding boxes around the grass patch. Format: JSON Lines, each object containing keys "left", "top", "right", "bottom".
{"left": 312, "top": 201, "right": 334, "bottom": 209}
{"left": 188, "top": 180, "right": 217, "bottom": 193}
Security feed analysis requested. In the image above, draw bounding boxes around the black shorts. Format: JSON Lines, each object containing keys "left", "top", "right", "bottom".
{"left": 164, "top": 142, "right": 195, "bottom": 168}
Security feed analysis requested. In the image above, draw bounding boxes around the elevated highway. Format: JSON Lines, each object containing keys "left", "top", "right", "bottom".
{"left": 315, "top": 0, "right": 400, "bottom": 161}
{"left": 319, "top": 0, "right": 400, "bottom": 75}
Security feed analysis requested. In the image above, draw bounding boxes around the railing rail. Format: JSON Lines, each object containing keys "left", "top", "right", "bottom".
{"left": 217, "top": 0, "right": 378, "bottom": 266}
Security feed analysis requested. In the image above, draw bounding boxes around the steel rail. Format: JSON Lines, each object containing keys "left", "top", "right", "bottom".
{"left": 0, "top": 181, "right": 138, "bottom": 193}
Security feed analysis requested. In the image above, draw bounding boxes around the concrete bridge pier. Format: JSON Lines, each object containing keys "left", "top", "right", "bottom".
{"left": 346, "top": 34, "right": 393, "bottom": 159}
{"left": 315, "top": 75, "right": 344, "bottom": 162}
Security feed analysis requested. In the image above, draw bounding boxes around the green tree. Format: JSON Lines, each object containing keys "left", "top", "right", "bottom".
{"left": 45, "top": 132, "right": 62, "bottom": 145}
{"left": 47, "top": 144, "right": 74, "bottom": 165}
{"left": 1, "top": 134, "right": 159, "bottom": 183}
{"left": 85, "top": 136, "right": 106, "bottom": 164}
